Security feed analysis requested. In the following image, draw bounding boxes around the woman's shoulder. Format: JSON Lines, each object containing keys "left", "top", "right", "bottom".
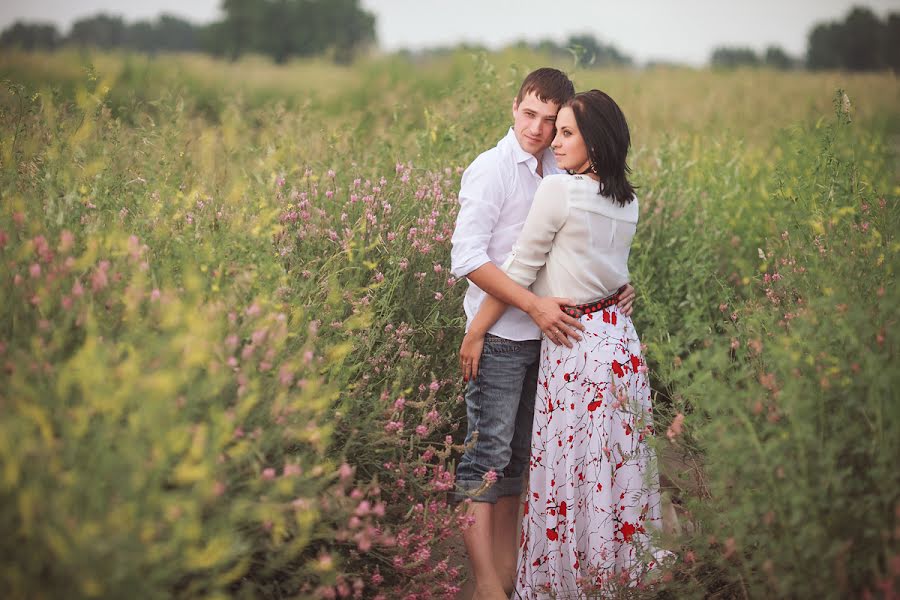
{"left": 537, "top": 173, "right": 578, "bottom": 194}
{"left": 566, "top": 183, "right": 639, "bottom": 223}
{"left": 598, "top": 190, "right": 638, "bottom": 223}
{"left": 541, "top": 172, "right": 573, "bottom": 185}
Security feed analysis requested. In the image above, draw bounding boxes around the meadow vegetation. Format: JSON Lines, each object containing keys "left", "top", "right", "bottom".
{"left": 0, "top": 48, "right": 898, "bottom": 599}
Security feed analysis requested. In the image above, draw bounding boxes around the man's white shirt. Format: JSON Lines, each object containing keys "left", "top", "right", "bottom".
{"left": 450, "top": 128, "right": 562, "bottom": 341}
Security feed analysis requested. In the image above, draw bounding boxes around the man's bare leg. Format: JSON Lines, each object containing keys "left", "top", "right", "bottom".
{"left": 464, "top": 501, "right": 508, "bottom": 600}
{"left": 492, "top": 495, "right": 521, "bottom": 595}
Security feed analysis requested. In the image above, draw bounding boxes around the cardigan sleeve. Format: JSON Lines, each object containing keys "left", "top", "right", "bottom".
{"left": 502, "top": 174, "right": 570, "bottom": 288}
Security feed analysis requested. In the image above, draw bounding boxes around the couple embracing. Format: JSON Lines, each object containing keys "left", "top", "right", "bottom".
{"left": 449, "top": 68, "right": 667, "bottom": 599}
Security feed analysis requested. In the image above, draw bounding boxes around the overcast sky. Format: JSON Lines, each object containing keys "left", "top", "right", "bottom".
{"left": 2, "top": 0, "right": 898, "bottom": 65}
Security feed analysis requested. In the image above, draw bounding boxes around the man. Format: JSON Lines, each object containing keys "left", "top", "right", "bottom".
{"left": 449, "top": 68, "right": 635, "bottom": 599}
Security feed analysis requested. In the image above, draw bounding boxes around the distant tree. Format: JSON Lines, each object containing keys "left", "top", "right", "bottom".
{"left": 256, "top": 0, "right": 297, "bottom": 63}
{"left": 565, "top": 33, "right": 632, "bottom": 67}
{"left": 151, "top": 15, "right": 202, "bottom": 52}
{"left": 325, "top": 0, "right": 376, "bottom": 63}
{"left": 199, "top": 21, "right": 230, "bottom": 57}
{"left": 764, "top": 46, "right": 794, "bottom": 69}
{"left": 536, "top": 40, "right": 557, "bottom": 55}
{"left": 218, "top": 0, "right": 375, "bottom": 63}
{"left": 0, "top": 21, "right": 61, "bottom": 50}
{"left": 807, "top": 22, "right": 845, "bottom": 69}
{"left": 123, "top": 15, "right": 200, "bottom": 53}
{"left": 887, "top": 14, "right": 900, "bottom": 72}
{"left": 842, "top": 7, "right": 886, "bottom": 69}
{"left": 126, "top": 20, "right": 156, "bottom": 52}
{"left": 807, "top": 6, "right": 898, "bottom": 71}
{"left": 68, "top": 14, "right": 128, "bottom": 48}
{"left": 710, "top": 47, "right": 760, "bottom": 68}
{"left": 220, "top": 0, "right": 261, "bottom": 60}
{"left": 512, "top": 34, "right": 632, "bottom": 68}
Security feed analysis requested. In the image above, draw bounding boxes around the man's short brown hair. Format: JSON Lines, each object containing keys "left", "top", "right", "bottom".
{"left": 515, "top": 68, "right": 576, "bottom": 106}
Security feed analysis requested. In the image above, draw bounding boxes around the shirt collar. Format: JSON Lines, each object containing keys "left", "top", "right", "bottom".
{"left": 502, "top": 127, "right": 560, "bottom": 175}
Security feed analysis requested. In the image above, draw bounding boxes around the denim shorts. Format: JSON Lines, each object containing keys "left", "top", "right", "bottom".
{"left": 452, "top": 333, "right": 541, "bottom": 504}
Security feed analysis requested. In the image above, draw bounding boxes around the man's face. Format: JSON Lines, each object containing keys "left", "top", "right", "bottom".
{"left": 512, "top": 92, "right": 560, "bottom": 157}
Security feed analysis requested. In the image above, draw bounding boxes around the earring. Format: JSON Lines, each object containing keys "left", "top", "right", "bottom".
{"left": 590, "top": 163, "right": 597, "bottom": 174}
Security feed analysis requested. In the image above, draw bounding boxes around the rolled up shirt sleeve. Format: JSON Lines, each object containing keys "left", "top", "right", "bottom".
{"left": 502, "top": 175, "right": 569, "bottom": 288}
{"left": 450, "top": 157, "right": 507, "bottom": 278}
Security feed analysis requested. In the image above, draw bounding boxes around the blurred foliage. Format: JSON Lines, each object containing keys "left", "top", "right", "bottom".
{"left": 511, "top": 33, "right": 633, "bottom": 68}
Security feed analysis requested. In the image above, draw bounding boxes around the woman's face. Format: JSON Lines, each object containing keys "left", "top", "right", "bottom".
{"left": 551, "top": 106, "right": 591, "bottom": 173}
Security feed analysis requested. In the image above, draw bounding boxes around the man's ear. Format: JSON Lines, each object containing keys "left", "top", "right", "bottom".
{"left": 511, "top": 97, "right": 519, "bottom": 119}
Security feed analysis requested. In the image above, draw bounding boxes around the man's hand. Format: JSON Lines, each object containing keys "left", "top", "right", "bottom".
{"left": 617, "top": 283, "right": 635, "bottom": 317}
{"left": 460, "top": 331, "right": 485, "bottom": 382}
{"left": 527, "top": 296, "right": 585, "bottom": 347}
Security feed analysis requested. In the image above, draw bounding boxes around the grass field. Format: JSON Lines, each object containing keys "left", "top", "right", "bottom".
{"left": 1, "top": 48, "right": 898, "bottom": 599}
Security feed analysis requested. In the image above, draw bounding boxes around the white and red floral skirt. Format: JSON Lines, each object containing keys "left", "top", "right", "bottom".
{"left": 515, "top": 304, "right": 664, "bottom": 599}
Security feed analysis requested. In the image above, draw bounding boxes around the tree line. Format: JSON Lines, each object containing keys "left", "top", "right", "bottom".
{"left": 711, "top": 6, "right": 899, "bottom": 70}
{"left": 1, "top": 3, "right": 897, "bottom": 70}
{"left": 0, "top": 0, "right": 375, "bottom": 64}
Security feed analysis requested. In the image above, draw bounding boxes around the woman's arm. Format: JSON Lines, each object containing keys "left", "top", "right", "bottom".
{"left": 460, "top": 176, "right": 571, "bottom": 381}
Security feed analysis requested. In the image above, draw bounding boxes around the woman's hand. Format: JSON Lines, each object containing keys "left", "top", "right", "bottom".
{"left": 460, "top": 331, "right": 486, "bottom": 383}
{"left": 617, "top": 283, "right": 635, "bottom": 317}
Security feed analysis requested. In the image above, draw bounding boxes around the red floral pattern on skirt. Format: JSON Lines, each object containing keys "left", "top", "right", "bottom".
{"left": 515, "top": 306, "right": 664, "bottom": 598}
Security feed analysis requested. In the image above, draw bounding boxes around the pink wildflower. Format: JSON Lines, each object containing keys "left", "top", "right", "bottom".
{"left": 279, "top": 366, "right": 294, "bottom": 387}
{"left": 91, "top": 268, "right": 108, "bottom": 291}
{"left": 666, "top": 413, "right": 685, "bottom": 441}
{"left": 59, "top": 230, "right": 74, "bottom": 252}
{"left": 283, "top": 464, "right": 303, "bottom": 477}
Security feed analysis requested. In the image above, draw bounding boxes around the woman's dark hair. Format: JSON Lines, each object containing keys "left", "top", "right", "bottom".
{"left": 516, "top": 68, "right": 575, "bottom": 107}
{"left": 565, "top": 89, "right": 636, "bottom": 206}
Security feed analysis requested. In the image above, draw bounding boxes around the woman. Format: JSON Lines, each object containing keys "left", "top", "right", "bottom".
{"left": 459, "top": 90, "right": 665, "bottom": 597}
